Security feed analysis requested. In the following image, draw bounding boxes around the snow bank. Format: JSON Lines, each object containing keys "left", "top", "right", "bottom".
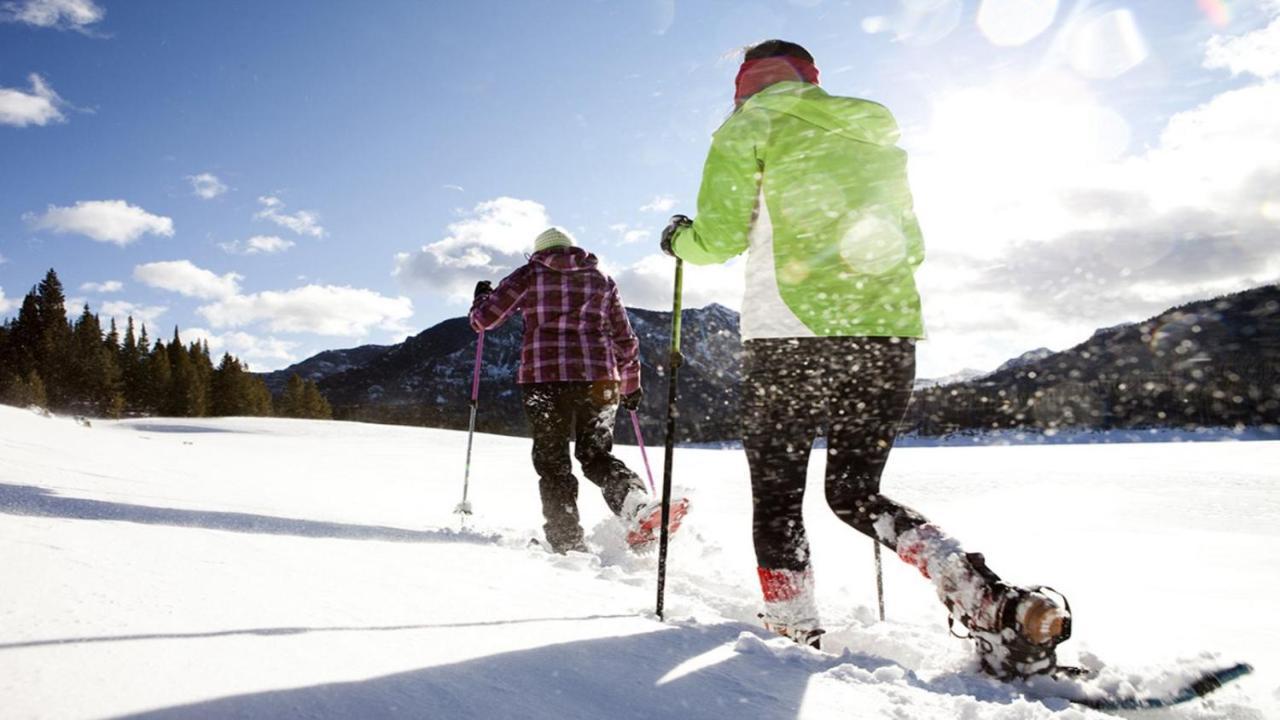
{"left": 1, "top": 404, "right": 1274, "bottom": 718}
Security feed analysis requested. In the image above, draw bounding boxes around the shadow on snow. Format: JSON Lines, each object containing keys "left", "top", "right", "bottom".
{"left": 110, "top": 621, "right": 1063, "bottom": 719}
{"left": 0, "top": 483, "right": 496, "bottom": 545}
{"left": 0, "top": 614, "right": 634, "bottom": 651}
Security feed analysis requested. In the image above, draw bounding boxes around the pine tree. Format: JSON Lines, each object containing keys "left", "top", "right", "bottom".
{"left": 34, "top": 270, "right": 73, "bottom": 407}
{"left": 280, "top": 374, "right": 307, "bottom": 418}
{"left": 247, "top": 376, "right": 274, "bottom": 416}
{"left": 166, "top": 329, "right": 198, "bottom": 417}
{"left": 211, "top": 353, "right": 250, "bottom": 416}
{"left": 120, "top": 318, "right": 143, "bottom": 410}
{"left": 146, "top": 342, "right": 172, "bottom": 414}
{"left": 302, "top": 380, "right": 333, "bottom": 420}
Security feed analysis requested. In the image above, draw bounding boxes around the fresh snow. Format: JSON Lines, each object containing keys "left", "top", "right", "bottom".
{"left": 1, "top": 403, "right": 1276, "bottom": 719}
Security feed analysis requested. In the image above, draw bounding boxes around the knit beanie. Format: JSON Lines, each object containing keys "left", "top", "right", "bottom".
{"left": 533, "top": 227, "right": 576, "bottom": 253}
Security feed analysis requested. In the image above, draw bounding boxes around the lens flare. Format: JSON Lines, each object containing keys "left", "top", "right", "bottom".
{"left": 1197, "top": 0, "right": 1231, "bottom": 28}
{"left": 1067, "top": 9, "right": 1149, "bottom": 79}
{"left": 977, "top": 0, "right": 1059, "bottom": 47}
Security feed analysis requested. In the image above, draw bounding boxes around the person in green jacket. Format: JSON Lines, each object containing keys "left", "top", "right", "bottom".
{"left": 661, "top": 39, "right": 1071, "bottom": 678}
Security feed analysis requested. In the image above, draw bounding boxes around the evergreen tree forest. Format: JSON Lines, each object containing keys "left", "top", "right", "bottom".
{"left": 0, "top": 269, "right": 331, "bottom": 420}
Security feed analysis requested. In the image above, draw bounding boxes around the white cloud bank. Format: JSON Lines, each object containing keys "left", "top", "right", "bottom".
{"left": 182, "top": 328, "right": 300, "bottom": 371}
{"left": 255, "top": 196, "right": 324, "bottom": 238}
{"left": 640, "top": 195, "right": 677, "bottom": 213}
{"left": 0, "top": 0, "right": 103, "bottom": 31}
{"left": 221, "top": 235, "right": 295, "bottom": 255}
{"left": 80, "top": 280, "right": 122, "bottom": 293}
{"left": 188, "top": 173, "right": 228, "bottom": 200}
{"left": 0, "top": 286, "right": 17, "bottom": 316}
{"left": 134, "top": 259, "right": 412, "bottom": 339}
{"left": 0, "top": 73, "right": 65, "bottom": 127}
{"left": 394, "top": 197, "right": 551, "bottom": 300}
{"left": 27, "top": 200, "right": 174, "bottom": 246}
{"left": 198, "top": 285, "right": 413, "bottom": 337}
{"left": 1205, "top": 11, "right": 1280, "bottom": 80}
{"left": 134, "top": 260, "right": 242, "bottom": 300}
{"left": 98, "top": 300, "right": 166, "bottom": 331}
{"left": 906, "top": 8, "right": 1280, "bottom": 377}
{"left": 608, "top": 254, "right": 744, "bottom": 312}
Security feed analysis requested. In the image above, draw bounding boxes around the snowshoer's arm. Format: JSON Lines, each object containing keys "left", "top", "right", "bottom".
{"left": 469, "top": 265, "right": 530, "bottom": 332}
{"left": 670, "top": 112, "right": 767, "bottom": 265}
{"left": 606, "top": 280, "right": 642, "bottom": 396}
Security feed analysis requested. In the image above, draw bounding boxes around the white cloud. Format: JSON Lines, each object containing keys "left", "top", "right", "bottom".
{"left": 133, "top": 260, "right": 242, "bottom": 300}
{"left": 1205, "top": 13, "right": 1280, "bottom": 80}
{"left": 640, "top": 194, "right": 677, "bottom": 213}
{"left": 0, "top": 286, "right": 17, "bottom": 316}
{"left": 0, "top": 73, "right": 65, "bottom": 127}
{"left": 182, "top": 327, "right": 300, "bottom": 372}
{"left": 0, "top": 0, "right": 103, "bottom": 31}
{"left": 98, "top": 300, "right": 167, "bottom": 330}
{"left": 393, "top": 196, "right": 551, "bottom": 300}
{"left": 607, "top": 223, "right": 653, "bottom": 246}
{"left": 220, "top": 235, "right": 295, "bottom": 255}
{"left": 197, "top": 284, "right": 414, "bottom": 337}
{"left": 607, "top": 253, "right": 745, "bottom": 312}
{"left": 27, "top": 199, "right": 174, "bottom": 246}
{"left": 187, "top": 172, "right": 228, "bottom": 200}
{"left": 255, "top": 196, "right": 325, "bottom": 237}
{"left": 80, "top": 280, "right": 122, "bottom": 293}
{"left": 907, "top": 37, "right": 1280, "bottom": 377}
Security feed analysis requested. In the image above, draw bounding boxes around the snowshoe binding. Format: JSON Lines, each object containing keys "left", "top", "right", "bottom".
{"left": 959, "top": 583, "right": 1073, "bottom": 679}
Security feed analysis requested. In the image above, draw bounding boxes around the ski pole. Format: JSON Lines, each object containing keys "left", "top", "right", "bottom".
{"left": 455, "top": 330, "right": 484, "bottom": 519}
{"left": 629, "top": 409, "right": 656, "bottom": 495}
{"left": 874, "top": 539, "right": 885, "bottom": 621}
{"left": 656, "top": 258, "right": 684, "bottom": 620}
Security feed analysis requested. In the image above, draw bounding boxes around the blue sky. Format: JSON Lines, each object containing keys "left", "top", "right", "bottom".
{"left": 2, "top": 0, "right": 1278, "bottom": 376}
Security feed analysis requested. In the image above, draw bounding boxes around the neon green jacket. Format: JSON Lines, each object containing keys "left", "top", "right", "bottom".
{"left": 671, "top": 82, "right": 925, "bottom": 339}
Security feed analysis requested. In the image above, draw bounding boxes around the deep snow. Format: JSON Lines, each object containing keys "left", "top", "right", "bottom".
{"left": 1, "top": 404, "right": 1276, "bottom": 719}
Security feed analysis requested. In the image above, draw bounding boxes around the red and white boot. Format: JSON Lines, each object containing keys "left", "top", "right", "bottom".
{"left": 757, "top": 567, "right": 825, "bottom": 649}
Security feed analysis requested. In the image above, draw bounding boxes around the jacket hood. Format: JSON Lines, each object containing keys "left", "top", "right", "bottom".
{"left": 531, "top": 246, "right": 599, "bottom": 272}
{"left": 746, "top": 82, "right": 900, "bottom": 147}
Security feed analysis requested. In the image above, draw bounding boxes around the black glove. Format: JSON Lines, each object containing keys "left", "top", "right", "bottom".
{"left": 473, "top": 280, "right": 493, "bottom": 301}
{"left": 660, "top": 214, "right": 692, "bottom": 257}
{"left": 621, "top": 388, "right": 643, "bottom": 412}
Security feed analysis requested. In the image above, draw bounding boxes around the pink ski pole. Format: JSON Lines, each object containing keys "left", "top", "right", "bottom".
{"left": 629, "top": 409, "right": 656, "bottom": 494}
{"left": 455, "top": 330, "right": 484, "bottom": 517}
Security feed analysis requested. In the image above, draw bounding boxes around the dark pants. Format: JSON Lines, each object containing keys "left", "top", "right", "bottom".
{"left": 743, "top": 336, "right": 928, "bottom": 571}
{"left": 522, "top": 380, "right": 644, "bottom": 551}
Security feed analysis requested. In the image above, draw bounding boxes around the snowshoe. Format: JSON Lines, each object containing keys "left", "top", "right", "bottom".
{"left": 625, "top": 496, "right": 689, "bottom": 550}
{"left": 759, "top": 613, "right": 825, "bottom": 650}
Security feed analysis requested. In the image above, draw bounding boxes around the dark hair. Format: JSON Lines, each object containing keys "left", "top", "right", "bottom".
{"left": 743, "top": 39, "right": 814, "bottom": 64}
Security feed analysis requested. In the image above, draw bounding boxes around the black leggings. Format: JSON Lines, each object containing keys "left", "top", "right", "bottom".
{"left": 743, "top": 337, "right": 927, "bottom": 571}
{"left": 522, "top": 381, "right": 644, "bottom": 550}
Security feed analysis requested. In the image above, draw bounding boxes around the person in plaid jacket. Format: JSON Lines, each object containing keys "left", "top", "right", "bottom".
{"left": 469, "top": 227, "right": 649, "bottom": 554}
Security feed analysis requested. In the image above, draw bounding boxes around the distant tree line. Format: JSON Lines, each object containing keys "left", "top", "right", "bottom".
{"left": 0, "top": 268, "right": 332, "bottom": 420}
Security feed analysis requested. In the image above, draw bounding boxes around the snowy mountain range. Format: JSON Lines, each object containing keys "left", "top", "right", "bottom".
{"left": 261, "top": 285, "right": 1280, "bottom": 440}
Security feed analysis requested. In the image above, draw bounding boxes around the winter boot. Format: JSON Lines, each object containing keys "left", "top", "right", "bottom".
{"left": 757, "top": 567, "right": 825, "bottom": 649}
{"left": 894, "top": 523, "right": 1071, "bottom": 678}
{"left": 622, "top": 491, "right": 690, "bottom": 549}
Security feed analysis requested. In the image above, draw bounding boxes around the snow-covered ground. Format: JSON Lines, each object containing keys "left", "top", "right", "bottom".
{"left": 1, "top": 403, "right": 1276, "bottom": 719}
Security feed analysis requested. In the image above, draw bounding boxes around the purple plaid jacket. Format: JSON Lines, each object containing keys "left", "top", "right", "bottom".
{"left": 468, "top": 247, "right": 642, "bottom": 396}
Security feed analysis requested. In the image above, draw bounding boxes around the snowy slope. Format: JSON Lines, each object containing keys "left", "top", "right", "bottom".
{"left": 1, "top": 404, "right": 1275, "bottom": 719}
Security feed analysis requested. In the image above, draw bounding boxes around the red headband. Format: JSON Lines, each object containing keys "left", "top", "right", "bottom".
{"left": 734, "top": 56, "right": 820, "bottom": 104}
